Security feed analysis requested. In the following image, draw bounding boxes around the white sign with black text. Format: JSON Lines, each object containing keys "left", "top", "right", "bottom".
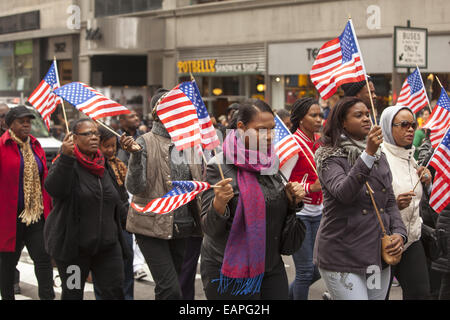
{"left": 394, "top": 26, "right": 428, "bottom": 68}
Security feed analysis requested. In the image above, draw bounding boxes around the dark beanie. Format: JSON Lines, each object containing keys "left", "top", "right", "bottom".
{"left": 340, "top": 76, "right": 372, "bottom": 97}
{"left": 151, "top": 88, "right": 169, "bottom": 120}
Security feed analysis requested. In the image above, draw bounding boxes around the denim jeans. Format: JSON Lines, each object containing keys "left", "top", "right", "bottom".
{"left": 320, "top": 266, "right": 391, "bottom": 300}
{"left": 289, "top": 214, "right": 322, "bottom": 300}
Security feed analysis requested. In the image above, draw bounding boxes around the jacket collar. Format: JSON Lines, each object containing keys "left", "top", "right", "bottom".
{"left": 295, "top": 128, "right": 314, "bottom": 144}
{"left": 382, "top": 141, "right": 415, "bottom": 161}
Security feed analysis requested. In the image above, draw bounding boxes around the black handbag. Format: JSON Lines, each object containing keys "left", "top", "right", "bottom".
{"left": 280, "top": 212, "right": 306, "bottom": 255}
{"left": 421, "top": 223, "right": 447, "bottom": 261}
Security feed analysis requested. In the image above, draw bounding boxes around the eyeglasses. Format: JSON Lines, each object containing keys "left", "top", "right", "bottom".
{"left": 392, "top": 121, "right": 417, "bottom": 130}
{"left": 76, "top": 131, "right": 101, "bottom": 137}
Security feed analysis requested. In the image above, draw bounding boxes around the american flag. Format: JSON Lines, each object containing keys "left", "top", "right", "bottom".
{"left": 424, "top": 88, "right": 450, "bottom": 148}
{"left": 397, "top": 67, "right": 429, "bottom": 114}
{"left": 274, "top": 114, "right": 301, "bottom": 168}
{"left": 156, "top": 82, "right": 202, "bottom": 151}
{"left": 131, "top": 181, "right": 211, "bottom": 214}
{"left": 310, "top": 20, "right": 366, "bottom": 100}
{"left": 189, "top": 80, "right": 220, "bottom": 150}
{"left": 28, "top": 61, "right": 63, "bottom": 129}
{"left": 54, "top": 82, "right": 130, "bottom": 120}
{"left": 428, "top": 127, "right": 450, "bottom": 213}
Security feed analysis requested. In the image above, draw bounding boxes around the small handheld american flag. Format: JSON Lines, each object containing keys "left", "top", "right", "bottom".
{"left": 397, "top": 67, "right": 429, "bottom": 114}
{"left": 274, "top": 115, "right": 301, "bottom": 168}
{"left": 424, "top": 87, "right": 450, "bottom": 148}
{"left": 28, "top": 61, "right": 63, "bottom": 130}
{"left": 131, "top": 181, "right": 211, "bottom": 214}
{"left": 156, "top": 82, "right": 202, "bottom": 151}
{"left": 54, "top": 82, "right": 131, "bottom": 120}
{"left": 428, "top": 127, "right": 450, "bottom": 213}
{"left": 310, "top": 20, "right": 366, "bottom": 100}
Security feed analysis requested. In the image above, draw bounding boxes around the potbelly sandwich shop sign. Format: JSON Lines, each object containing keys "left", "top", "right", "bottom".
{"left": 177, "top": 59, "right": 259, "bottom": 75}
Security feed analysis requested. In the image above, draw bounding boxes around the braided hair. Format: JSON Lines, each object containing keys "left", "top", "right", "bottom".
{"left": 290, "top": 97, "right": 319, "bottom": 133}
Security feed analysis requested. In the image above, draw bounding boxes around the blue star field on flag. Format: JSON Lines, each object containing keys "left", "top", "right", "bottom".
{"left": 407, "top": 68, "right": 425, "bottom": 95}
{"left": 163, "top": 181, "right": 198, "bottom": 198}
{"left": 339, "top": 21, "right": 359, "bottom": 64}
{"left": 55, "top": 82, "right": 97, "bottom": 105}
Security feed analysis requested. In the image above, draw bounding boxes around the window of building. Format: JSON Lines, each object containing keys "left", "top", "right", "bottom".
{"left": 95, "top": 0, "right": 163, "bottom": 17}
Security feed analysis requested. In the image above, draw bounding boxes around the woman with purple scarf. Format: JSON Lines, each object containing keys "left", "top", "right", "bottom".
{"left": 200, "top": 100, "right": 306, "bottom": 300}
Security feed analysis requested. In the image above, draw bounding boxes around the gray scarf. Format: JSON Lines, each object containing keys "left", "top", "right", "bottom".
{"left": 315, "top": 134, "right": 381, "bottom": 172}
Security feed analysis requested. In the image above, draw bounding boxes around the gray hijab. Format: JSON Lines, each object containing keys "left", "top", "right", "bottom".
{"left": 379, "top": 105, "right": 414, "bottom": 145}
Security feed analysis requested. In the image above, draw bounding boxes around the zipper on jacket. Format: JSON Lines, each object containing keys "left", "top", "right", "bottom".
{"left": 94, "top": 177, "right": 103, "bottom": 254}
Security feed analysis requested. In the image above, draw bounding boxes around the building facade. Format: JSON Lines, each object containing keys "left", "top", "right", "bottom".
{"left": 2, "top": 0, "right": 450, "bottom": 119}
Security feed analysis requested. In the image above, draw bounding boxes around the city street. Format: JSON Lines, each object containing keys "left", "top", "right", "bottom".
{"left": 14, "top": 248, "right": 402, "bottom": 300}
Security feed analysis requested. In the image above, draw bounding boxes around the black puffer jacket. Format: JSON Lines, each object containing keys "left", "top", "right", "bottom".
{"left": 432, "top": 205, "right": 450, "bottom": 273}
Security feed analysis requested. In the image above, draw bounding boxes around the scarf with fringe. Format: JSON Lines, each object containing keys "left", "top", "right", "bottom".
{"left": 9, "top": 130, "right": 43, "bottom": 226}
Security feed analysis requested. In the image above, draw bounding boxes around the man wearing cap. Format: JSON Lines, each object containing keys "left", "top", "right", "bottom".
{"left": 340, "top": 76, "right": 379, "bottom": 123}
{"left": 0, "top": 106, "right": 55, "bottom": 300}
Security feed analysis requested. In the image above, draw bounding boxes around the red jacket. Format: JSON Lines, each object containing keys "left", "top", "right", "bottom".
{"left": 0, "top": 131, "right": 52, "bottom": 252}
{"left": 290, "top": 129, "right": 323, "bottom": 205}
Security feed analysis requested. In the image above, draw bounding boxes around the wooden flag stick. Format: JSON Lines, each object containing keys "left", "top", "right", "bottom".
{"left": 412, "top": 168, "right": 427, "bottom": 192}
{"left": 53, "top": 57, "right": 70, "bottom": 134}
{"left": 95, "top": 119, "right": 121, "bottom": 137}
{"left": 213, "top": 148, "right": 225, "bottom": 180}
{"left": 365, "top": 76, "right": 377, "bottom": 126}
{"left": 436, "top": 75, "right": 444, "bottom": 88}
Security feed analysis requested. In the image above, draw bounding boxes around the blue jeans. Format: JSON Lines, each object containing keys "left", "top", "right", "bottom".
{"left": 289, "top": 214, "right": 322, "bottom": 300}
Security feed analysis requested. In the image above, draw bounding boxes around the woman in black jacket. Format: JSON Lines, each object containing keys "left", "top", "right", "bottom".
{"left": 44, "top": 118, "right": 131, "bottom": 300}
{"left": 200, "top": 100, "right": 306, "bottom": 300}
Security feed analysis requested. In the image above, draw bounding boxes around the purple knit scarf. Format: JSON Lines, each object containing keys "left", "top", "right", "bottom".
{"left": 217, "top": 129, "right": 277, "bottom": 295}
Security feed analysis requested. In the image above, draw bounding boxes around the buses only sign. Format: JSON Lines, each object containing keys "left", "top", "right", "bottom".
{"left": 394, "top": 26, "right": 428, "bottom": 69}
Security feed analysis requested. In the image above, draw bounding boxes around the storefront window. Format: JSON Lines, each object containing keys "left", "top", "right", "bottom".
{"left": 14, "top": 40, "right": 33, "bottom": 92}
{"left": 0, "top": 42, "right": 14, "bottom": 90}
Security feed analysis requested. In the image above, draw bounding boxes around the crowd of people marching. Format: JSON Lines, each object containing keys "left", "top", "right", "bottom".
{"left": 0, "top": 77, "right": 449, "bottom": 301}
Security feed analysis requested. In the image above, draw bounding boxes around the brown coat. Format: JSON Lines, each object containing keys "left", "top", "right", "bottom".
{"left": 125, "top": 131, "right": 203, "bottom": 239}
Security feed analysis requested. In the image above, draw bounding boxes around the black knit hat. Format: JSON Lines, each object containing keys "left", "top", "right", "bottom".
{"left": 5, "top": 105, "right": 35, "bottom": 127}
{"left": 151, "top": 88, "right": 169, "bottom": 120}
{"left": 340, "top": 76, "right": 373, "bottom": 97}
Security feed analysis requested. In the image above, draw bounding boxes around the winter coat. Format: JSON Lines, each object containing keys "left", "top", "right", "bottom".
{"left": 381, "top": 142, "right": 423, "bottom": 251}
{"left": 314, "top": 152, "right": 407, "bottom": 275}
{"left": 44, "top": 153, "right": 131, "bottom": 262}
{"left": 125, "top": 127, "right": 203, "bottom": 240}
{"left": 0, "top": 131, "right": 52, "bottom": 252}
{"left": 432, "top": 204, "right": 450, "bottom": 273}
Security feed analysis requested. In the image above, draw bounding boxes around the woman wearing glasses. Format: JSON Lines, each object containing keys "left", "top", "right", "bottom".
{"left": 44, "top": 118, "right": 131, "bottom": 300}
{"left": 380, "top": 105, "right": 433, "bottom": 300}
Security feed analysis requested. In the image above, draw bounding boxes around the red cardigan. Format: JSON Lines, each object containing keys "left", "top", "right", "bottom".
{"left": 0, "top": 131, "right": 52, "bottom": 252}
{"left": 289, "top": 129, "right": 323, "bottom": 206}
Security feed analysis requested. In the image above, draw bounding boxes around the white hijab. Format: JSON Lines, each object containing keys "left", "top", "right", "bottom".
{"left": 379, "top": 105, "right": 415, "bottom": 146}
